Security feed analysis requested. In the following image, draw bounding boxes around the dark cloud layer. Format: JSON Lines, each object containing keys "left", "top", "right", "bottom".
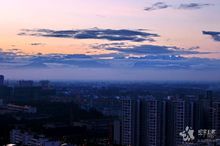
{"left": 18, "top": 28, "right": 159, "bottom": 42}
{"left": 0, "top": 48, "right": 25, "bottom": 63}
{"left": 0, "top": 45, "right": 219, "bottom": 71}
{"left": 98, "top": 44, "right": 208, "bottom": 56}
{"left": 203, "top": 31, "right": 220, "bottom": 42}
{"left": 145, "top": 2, "right": 212, "bottom": 11}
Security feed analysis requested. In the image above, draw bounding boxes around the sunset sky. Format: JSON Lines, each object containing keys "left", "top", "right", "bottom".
{"left": 0, "top": 0, "right": 220, "bottom": 81}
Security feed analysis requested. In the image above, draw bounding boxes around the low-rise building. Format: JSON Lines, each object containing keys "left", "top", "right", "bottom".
{"left": 0, "top": 99, "right": 3, "bottom": 106}
{"left": 10, "top": 129, "right": 62, "bottom": 146}
{"left": 7, "top": 104, "right": 37, "bottom": 113}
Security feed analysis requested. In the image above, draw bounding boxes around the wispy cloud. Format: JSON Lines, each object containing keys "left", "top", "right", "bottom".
{"left": 178, "top": 3, "right": 212, "bottom": 10}
{"left": 30, "top": 43, "right": 46, "bottom": 46}
{"left": 203, "top": 31, "right": 220, "bottom": 42}
{"left": 145, "top": 2, "right": 170, "bottom": 11}
{"left": 145, "top": 2, "right": 212, "bottom": 12}
{"left": 18, "top": 28, "right": 159, "bottom": 42}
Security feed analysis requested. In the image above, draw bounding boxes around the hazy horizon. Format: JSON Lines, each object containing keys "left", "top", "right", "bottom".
{"left": 1, "top": 68, "right": 219, "bottom": 82}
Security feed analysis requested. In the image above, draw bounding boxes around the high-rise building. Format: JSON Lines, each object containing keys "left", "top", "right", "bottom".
{"left": 207, "top": 90, "right": 214, "bottom": 129}
{"left": 184, "top": 96, "right": 200, "bottom": 136}
{"left": 198, "top": 92, "right": 213, "bottom": 130}
{"left": 166, "top": 97, "right": 186, "bottom": 146}
{"left": 140, "top": 97, "right": 166, "bottom": 146}
{"left": 121, "top": 97, "right": 140, "bottom": 146}
{"left": 121, "top": 95, "right": 206, "bottom": 146}
{"left": 166, "top": 96, "right": 199, "bottom": 146}
{"left": 0, "top": 75, "right": 4, "bottom": 86}
{"left": 113, "top": 120, "right": 121, "bottom": 145}
{"left": 121, "top": 96, "right": 165, "bottom": 146}
{"left": 212, "top": 101, "right": 220, "bottom": 138}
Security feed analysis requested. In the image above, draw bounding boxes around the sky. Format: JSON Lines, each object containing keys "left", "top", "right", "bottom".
{"left": 0, "top": 0, "right": 220, "bottom": 81}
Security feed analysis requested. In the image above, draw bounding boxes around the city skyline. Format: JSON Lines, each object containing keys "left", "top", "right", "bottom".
{"left": 0, "top": 0, "right": 220, "bottom": 81}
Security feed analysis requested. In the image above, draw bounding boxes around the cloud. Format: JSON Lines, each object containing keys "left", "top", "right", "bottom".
{"left": 91, "top": 53, "right": 126, "bottom": 59}
{"left": 145, "top": 2, "right": 170, "bottom": 11}
{"left": 96, "top": 44, "right": 208, "bottom": 56}
{"left": 129, "top": 55, "right": 184, "bottom": 61}
{"left": 178, "top": 3, "right": 211, "bottom": 10}
{"left": 133, "top": 57, "right": 220, "bottom": 70}
{"left": 18, "top": 28, "right": 159, "bottom": 42}
{"left": 203, "top": 31, "right": 220, "bottom": 42}
{"left": 0, "top": 47, "right": 219, "bottom": 71}
{"left": 0, "top": 49, "right": 22, "bottom": 63}
{"left": 30, "top": 43, "right": 46, "bottom": 46}
{"left": 145, "top": 2, "right": 212, "bottom": 12}
{"left": 27, "top": 54, "right": 109, "bottom": 68}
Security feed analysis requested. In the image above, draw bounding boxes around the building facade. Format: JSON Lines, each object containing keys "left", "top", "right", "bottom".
{"left": 10, "top": 129, "right": 61, "bottom": 146}
{"left": 0, "top": 75, "right": 4, "bottom": 86}
{"left": 121, "top": 97, "right": 140, "bottom": 146}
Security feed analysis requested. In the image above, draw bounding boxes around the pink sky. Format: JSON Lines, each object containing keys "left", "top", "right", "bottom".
{"left": 0, "top": 0, "right": 219, "bottom": 57}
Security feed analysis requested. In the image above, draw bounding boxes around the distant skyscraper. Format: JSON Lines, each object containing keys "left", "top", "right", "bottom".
{"left": 39, "top": 80, "right": 50, "bottom": 88}
{"left": 0, "top": 75, "right": 4, "bottom": 86}
{"left": 18, "top": 80, "right": 34, "bottom": 87}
